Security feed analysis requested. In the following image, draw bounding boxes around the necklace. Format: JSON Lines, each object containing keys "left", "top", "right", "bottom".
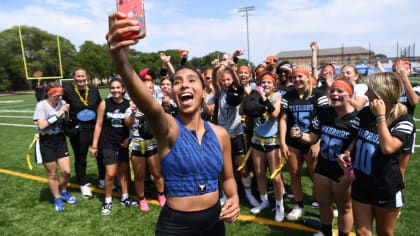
{"left": 74, "top": 84, "right": 89, "bottom": 107}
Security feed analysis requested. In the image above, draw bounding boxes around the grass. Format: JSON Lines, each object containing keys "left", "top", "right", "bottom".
{"left": 0, "top": 91, "right": 419, "bottom": 235}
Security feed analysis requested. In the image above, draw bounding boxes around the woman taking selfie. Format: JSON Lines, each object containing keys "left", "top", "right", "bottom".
{"left": 106, "top": 12, "right": 240, "bottom": 235}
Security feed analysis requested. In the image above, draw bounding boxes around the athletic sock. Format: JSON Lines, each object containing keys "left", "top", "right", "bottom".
{"left": 260, "top": 194, "right": 268, "bottom": 203}
{"left": 245, "top": 188, "right": 252, "bottom": 197}
{"left": 321, "top": 224, "right": 332, "bottom": 236}
{"left": 105, "top": 197, "right": 112, "bottom": 203}
{"left": 296, "top": 201, "right": 304, "bottom": 208}
{"left": 276, "top": 199, "right": 284, "bottom": 208}
{"left": 338, "top": 231, "right": 349, "bottom": 236}
{"left": 122, "top": 193, "right": 129, "bottom": 200}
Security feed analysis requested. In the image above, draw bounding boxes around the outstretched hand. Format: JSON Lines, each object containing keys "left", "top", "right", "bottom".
{"left": 310, "top": 41, "right": 318, "bottom": 51}
{"left": 106, "top": 12, "right": 140, "bottom": 60}
{"left": 159, "top": 53, "right": 171, "bottom": 64}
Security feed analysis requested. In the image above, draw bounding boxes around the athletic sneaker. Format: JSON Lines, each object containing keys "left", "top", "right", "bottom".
{"left": 250, "top": 201, "right": 270, "bottom": 214}
{"left": 98, "top": 179, "right": 105, "bottom": 189}
{"left": 246, "top": 194, "right": 260, "bottom": 208}
{"left": 311, "top": 201, "right": 319, "bottom": 209}
{"left": 101, "top": 202, "right": 113, "bottom": 216}
{"left": 139, "top": 199, "right": 150, "bottom": 211}
{"left": 313, "top": 232, "right": 336, "bottom": 236}
{"left": 286, "top": 205, "right": 305, "bottom": 221}
{"left": 121, "top": 197, "right": 139, "bottom": 207}
{"left": 59, "top": 191, "right": 77, "bottom": 204}
{"left": 80, "top": 183, "right": 93, "bottom": 199}
{"left": 158, "top": 194, "right": 166, "bottom": 207}
{"left": 54, "top": 198, "right": 64, "bottom": 212}
{"left": 275, "top": 204, "right": 285, "bottom": 222}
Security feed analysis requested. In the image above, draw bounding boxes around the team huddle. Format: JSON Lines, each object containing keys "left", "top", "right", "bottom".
{"left": 31, "top": 12, "right": 417, "bottom": 236}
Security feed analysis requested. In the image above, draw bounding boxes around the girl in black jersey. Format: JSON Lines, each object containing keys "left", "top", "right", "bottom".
{"left": 338, "top": 72, "right": 415, "bottom": 236}
{"left": 90, "top": 78, "right": 138, "bottom": 215}
{"left": 279, "top": 66, "right": 329, "bottom": 221}
{"left": 291, "top": 79, "right": 358, "bottom": 236}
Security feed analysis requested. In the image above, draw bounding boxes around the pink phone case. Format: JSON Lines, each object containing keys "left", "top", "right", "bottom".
{"left": 117, "top": 0, "right": 146, "bottom": 40}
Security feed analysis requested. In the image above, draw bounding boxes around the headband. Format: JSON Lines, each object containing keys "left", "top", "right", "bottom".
{"left": 204, "top": 69, "right": 212, "bottom": 77}
{"left": 260, "top": 73, "right": 276, "bottom": 83}
{"left": 255, "top": 67, "right": 265, "bottom": 74}
{"left": 279, "top": 64, "right": 292, "bottom": 73}
{"left": 238, "top": 65, "right": 251, "bottom": 75}
{"left": 392, "top": 59, "right": 411, "bottom": 71}
{"left": 310, "top": 76, "right": 317, "bottom": 88}
{"left": 178, "top": 50, "right": 189, "bottom": 57}
{"left": 292, "top": 66, "right": 310, "bottom": 77}
{"left": 47, "top": 87, "right": 63, "bottom": 95}
{"left": 322, "top": 65, "right": 335, "bottom": 73}
{"left": 331, "top": 80, "right": 353, "bottom": 97}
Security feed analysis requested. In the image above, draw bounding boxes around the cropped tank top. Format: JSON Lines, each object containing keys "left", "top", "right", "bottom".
{"left": 161, "top": 117, "right": 223, "bottom": 196}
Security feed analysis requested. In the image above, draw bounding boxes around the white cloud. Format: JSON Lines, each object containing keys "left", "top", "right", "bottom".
{"left": 0, "top": 0, "right": 419, "bottom": 65}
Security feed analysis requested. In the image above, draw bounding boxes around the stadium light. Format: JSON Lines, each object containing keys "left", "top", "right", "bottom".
{"left": 238, "top": 6, "right": 255, "bottom": 67}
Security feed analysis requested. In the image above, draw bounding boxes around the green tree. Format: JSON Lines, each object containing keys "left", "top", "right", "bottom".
{"left": 0, "top": 26, "right": 77, "bottom": 90}
{"left": 75, "top": 41, "right": 113, "bottom": 83}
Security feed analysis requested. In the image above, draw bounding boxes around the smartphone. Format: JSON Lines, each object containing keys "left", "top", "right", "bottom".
{"left": 117, "top": 0, "right": 146, "bottom": 40}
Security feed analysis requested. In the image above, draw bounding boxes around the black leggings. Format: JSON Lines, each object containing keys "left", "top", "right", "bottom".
{"left": 69, "top": 127, "right": 105, "bottom": 185}
{"left": 156, "top": 201, "right": 225, "bottom": 236}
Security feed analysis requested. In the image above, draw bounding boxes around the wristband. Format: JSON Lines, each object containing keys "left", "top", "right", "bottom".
{"left": 47, "top": 115, "right": 58, "bottom": 125}
{"left": 377, "top": 116, "right": 386, "bottom": 122}
{"left": 376, "top": 115, "right": 385, "bottom": 120}
{"left": 264, "top": 99, "right": 275, "bottom": 114}
{"left": 297, "top": 131, "right": 303, "bottom": 140}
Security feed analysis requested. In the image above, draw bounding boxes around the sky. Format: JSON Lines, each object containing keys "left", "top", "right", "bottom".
{"left": 1, "top": 0, "right": 419, "bottom": 65}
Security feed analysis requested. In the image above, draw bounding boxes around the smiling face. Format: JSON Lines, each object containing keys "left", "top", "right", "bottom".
{"left": 218, "top": 71, "right": 233, "bottom": 91}
{"left": 110, "top": 80, "right": 124, "bottom": 99}
{"left": 341, "top": 66, "right": 359, "bottom": 84}
{"left": 261, "top": 78, "right": 275, "bottom": 95}
{"left": 329, "top": 86, "right": 351, "bottom": 108}
{"left": 160, "top": 78, "right": 172, "bottom": 96}
{"left": 74, "top": 69, "right": 87, "bottom": 88}
{"left": 172, "top": 68, "right": 204, "bottom": 115}
{"left": 292, "top": 73, "right": 309, "bottom": 90}
{"left": 238, "top": 69, "right": 250, "bottom": 85}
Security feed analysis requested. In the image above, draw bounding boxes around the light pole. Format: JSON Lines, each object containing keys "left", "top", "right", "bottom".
{"left": 238, "top": 6, "right": 255, "bottom": 67}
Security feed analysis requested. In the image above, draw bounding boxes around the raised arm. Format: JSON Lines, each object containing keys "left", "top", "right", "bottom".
{"left": 311, "top": 41, "right": 319, "bottom": 80}
{"left": 395, "top": 61, "right": 419, "bottom": 107}
{"left": 160, "top": 52, "right": 175, "bottom": 77}
{"left": 106, "top": 12, "right": 176, "bottom": 145}
{"left": 211, "top": 53, "right": 222, "bottom": 97}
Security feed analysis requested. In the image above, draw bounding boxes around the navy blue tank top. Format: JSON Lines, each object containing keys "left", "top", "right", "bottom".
{"left": 161, "top": 117, "right": 223, "bottom": 196}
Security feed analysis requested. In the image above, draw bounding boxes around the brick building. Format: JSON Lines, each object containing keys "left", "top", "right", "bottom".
{"left": 276, "top": 46, "right": 374, "bottom": 67}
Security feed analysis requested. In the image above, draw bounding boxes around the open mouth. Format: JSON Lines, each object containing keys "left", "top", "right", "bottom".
{"left": 179, "top": 93, "right": 194, "bottom": 107}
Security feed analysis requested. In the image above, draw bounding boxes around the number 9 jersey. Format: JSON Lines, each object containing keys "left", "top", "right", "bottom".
{"left": 352, "top": 107, "right": 415, "bottom": 200}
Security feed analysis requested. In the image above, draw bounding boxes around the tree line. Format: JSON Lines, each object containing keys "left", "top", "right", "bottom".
{"left": 0, "top": 26, "right": 251, "bottom": 91}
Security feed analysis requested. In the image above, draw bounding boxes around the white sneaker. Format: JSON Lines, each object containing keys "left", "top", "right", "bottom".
{"left": 286, "top": 205, "right": 305, "bottom": 221}
{"left": 311, "top": 201, "right": 319, "bottom": 209}
{"left": 98, "top": 179, "right": 105, "bottom": 189}
{"left": 246, "top": 194, "right": 260, "bottom": 208}
{"left": 251, "top": 201, "right": 269, "bottom": 214}
{"left": 80, "top": 183, "right": 93, "bottom": 199}
{"left": 313, "top": 232, "right": 336, "bottom": 236}
{"left": 219, "top": 195, "right": 227, "bottom": 206}
{"left": 275, "top": 204, "right": 285, "bottom": 222}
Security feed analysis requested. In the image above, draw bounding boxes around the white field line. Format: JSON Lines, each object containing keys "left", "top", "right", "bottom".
{"left": 0, "top": 115, "right": 32, "bottom": 119}
{"left": 0, "top": 123, "right": 36, "bottom": 127}
{"left": 0, "top": 109, "right": 34, "bottom": 113}
{"left": 0, "top": 100, "right": 24, "bottom": 103}
{"left": 0, "top": 103, "right": 36, "bottom": 109}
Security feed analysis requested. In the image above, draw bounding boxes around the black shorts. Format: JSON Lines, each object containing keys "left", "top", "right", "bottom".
{"left": 286, "top": 136, "right": 310, "bottom": 154}
{"left": 230, "top": 134, "right": 246, "bottom": 156}
{"left": 102, "top": 148, "right": 129, "bottom": 165}
{"left": 35, "top": 133, "right": 69, "bottom": 163}
{"left": 130, "top": 139, "right": 158, "bottom": 158}
{"left": 351, "top": 184, "right": 404, "bottom": 208}
{"left": 315, "top": 158, "right": 344, "bottom": 182}
{"left": 156, "top": 202, "right": 225, "bottom": 236}
{"left": 250, "top": 136, "right": 280, "bottom": 153}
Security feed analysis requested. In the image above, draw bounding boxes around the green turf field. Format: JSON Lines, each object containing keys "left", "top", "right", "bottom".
{"left": 0, "top": 90, "right": 419, "bottom": 235}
